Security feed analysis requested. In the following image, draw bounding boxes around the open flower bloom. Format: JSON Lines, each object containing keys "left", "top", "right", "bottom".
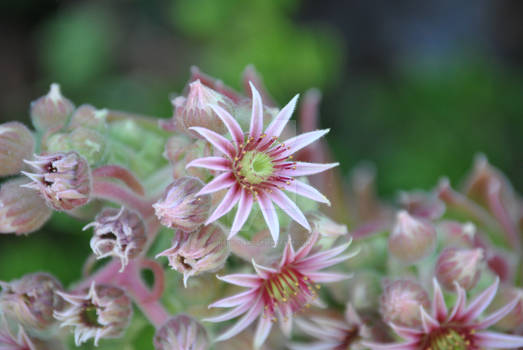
{"left": 187, "top": 82, "right": 338, "bottom": 243}
{"left": 205, "top": 231, "right": 356, "bottom": 348}
{"left": 289, "top": 303, "right": 371, "bottom": 350}
{"left": 364, "top": 278, "right": 523, "bottom": 350}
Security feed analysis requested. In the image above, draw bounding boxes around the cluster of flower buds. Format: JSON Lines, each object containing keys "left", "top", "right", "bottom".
{"left": 54, "top": 283, "right": 132, "bottom": 346}
{"left": 2, "top": 68, "right": 523, "bottom": 350}
{"left": 85, "top": 207, "right": 147, "bottom": 271}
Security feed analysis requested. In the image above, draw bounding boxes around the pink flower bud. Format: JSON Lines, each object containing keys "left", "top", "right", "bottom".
{"left": 435, "top": 247, "right": 484, "bottom": 291}
{"left": 54, "top": 283, "right": 132, "bottom": 346}
{"left": 0, "top": 122, "right": 35, "bottom": 176}
{"left": 69, "top": 104, "right": 108, "bottom": 130}
{"left": 0, "top": 177, "right": 52, "bottom": 235}
{"left": 0, "top": 273, "right": 64, "bottom": 330}
{"left": 153, "top": 314, "right": 209, "bottom": 350}
{"left": 22, "top": 152, "right": 91, "bottom": 211}
{"left": 388, "top": 210, "right": 436, "bottom": 264}
{"left": 398, "top": 190, "right": 445, "bottom": 220}
{"left": 380, "top": 279, "right": 430, "bottom": 328}
{"left": 153, "top": 177, "right": 211, "bottom": 232}
{"left": 85, "top": 207, "right": 147, "bottom": 272}
{"left": 30, "top": 83, "right": 74, "bottom": 132}
{"left": 167, "top": 79, "right": 233, "bottom": 137}
{"left": 0, "top": 315, "right": 37, "bottom": 350}
{"left": 156, "top": 224, "right": 229, "bottom": 287}
{"left": 488, "top": 285, "right": 523, "bottom": 331}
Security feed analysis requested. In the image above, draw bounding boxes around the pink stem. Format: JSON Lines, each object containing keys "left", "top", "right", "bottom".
{"left": 92, "top": 180, "right": 154, "bottom": 218}
{"left": 139, "top": 259, "right": 165, "bottom": 302}
{"left": 73, "top": 260, "right": 121, "bottom": 291}
{"left": 92, "top": 165, "right": 145, "bottom": 195}
{"left": 124, "top": 264, "right": 169, "bottom": 328}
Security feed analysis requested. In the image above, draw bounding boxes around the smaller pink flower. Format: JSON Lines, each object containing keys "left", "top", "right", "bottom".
{"left": 205, "top": 231, "right": 356, "bottom": 348}
{"left": 154, "top": 314, "right": 209, "bottom": 350}
{"left": 364, "top": 278, "right": 523, "bottom": 350}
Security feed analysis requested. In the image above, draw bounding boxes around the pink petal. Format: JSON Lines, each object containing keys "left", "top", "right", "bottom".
{"left": 197, "top": 172, "right": 235, "bottom": 195}
{"left": 186, "top": 157, "right": 231, "bottom": 171}
{"left": 389, "top": 323, "right": 424, "bottom": 341}
{"left": 297, "top": 239, "right": 353, "bottom": 266}
{"left": 280, "top": 238, "right": 296, "bottom": 266}
{"left": 229, "top": 189, "right": 254, "bottom": 239}
{"left": 281, "top": 129, "right": 330, "bottom": 156}
{"left": 279, "top": 161, "right": 339, "bottom": 177}
{"left": 474, "top": 331, "right": 523, "bottom": 348}
{"left": 285, "top": 180, "right": 330, "bottom": 205}
{"left": 249, "top": 82, "right": 264, "bottom": 139}
{"left": 263, "top": 94, "right": 299, "bottom": 139}
{"left": 253, "top": 315, "right": 273, "bottom": 349}
{"left": 462, "top": 277, "right": 499, "bottom": 322}
{"left": 204, "top": 304, "right": 252, "bottom": 323}
{"left": 269, "top": 189, "right": 310, "bottom": 232}
{"left": 295, "top": 318, "right": 336, "bottom": 341}
{"left": 257, "top": 192, "right": 279, "bottom": 245}
{"left": 294, "top": 230, "right": 320, "bottom": 261}
{"left": 362, "top": 341, "right": 420, "bottom": 350}
{"left": 306, "top": 272, "right": 351, "bottom": 283}
{"left": 448, "top": 283, "right": 467, "bottom": 322}
{"left": 420, "top": 307, "right": 439, "bottom": 333}
{"left": 209, "top": 104, "right": 245, "bottom": 147}
{"left": 297, "top": 253, "right": 356, "bottom": 272}
{"left": 431, "top": 278, "right": 448, "bottom": 323}
{"left": 214, "top": 295, "right": 263, "bottom": 341}
{"left": 216, "top": 273, "right": 261, "bottom": 288}
{"left": 209, "top": 289, "right": 259, "bottom": 308}
{"left": 476, "top": 297, "right": 520, "bottom": 329}
{"left": 206, "top": 183, "right": 241, "bottom": 224}
{"left": 189, "top": 126, "right": 235, "bottom": 158}
{"left": 277, "top": 303, "right": 293, "bottom": 337}
{"left": 252, "top": 260, "right": 278, "bottom": 279}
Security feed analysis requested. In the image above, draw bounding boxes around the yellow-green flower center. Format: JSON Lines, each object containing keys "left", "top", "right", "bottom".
{"left": 427, "top": 329, "right": 469, "bottom": 350}
{"left": 82, "top": 304, "right": 102, "bottom": 327}
{"left": 238, "top": 151, "right": 274, "bottom": 185}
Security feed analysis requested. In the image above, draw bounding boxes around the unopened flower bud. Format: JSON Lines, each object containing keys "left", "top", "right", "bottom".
{"left": 488, "top": 286, "right": 523, "bottom": 331}
{"left": 163, "top": 135, "right": 193, "bottom": 164}
{"left": 172, "top": 140, "right": 212, "bottom": 180}
{"left": 69, "top": 104, "right": 108, "bottom": 131}
{"left": 388, "top": 210, "right": 436, "bottom": 264}
{"left": 398, "top": 190, "right": 445, "bottom": 220}
{"left": 0, "top": 122, "right": 35, "bottom": 176}
{"left": 0, "top": 177, "right": 52, "bottom": 235}
{"left": 168, "top": 79, "right": 233, "bottom": 137}
{"left": 380, "top": 279, "right": 430, "bottom": 328}
{"left": 156, "top": 224, "right": 229, "bottom": 287}
{"left": 153, "top": 177, "right": 211, "bottom": 232}
{"left": 54, "top": 283, "right": 132, "bottom": 346}
{"left": 153, "top": 314, "right": 209, "bottom": 350}
{"left": 85, "top": 207, "right": 146, "bottom": 271}
{"left": 22, "top": 152, "right": 91, "bottom": 211}
{"left": 30, "top": 83, "right": 74, "bottom": 132}
{"left": 435, "top": 247, "right": 484, "bottom": 291}
{"left": 0, "top": 273, "right": 64, "bottom": 330}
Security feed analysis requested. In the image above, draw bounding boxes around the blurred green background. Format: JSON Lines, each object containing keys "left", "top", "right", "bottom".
{"left": 0, "top": 0, "right": 522, "bottom": 347}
